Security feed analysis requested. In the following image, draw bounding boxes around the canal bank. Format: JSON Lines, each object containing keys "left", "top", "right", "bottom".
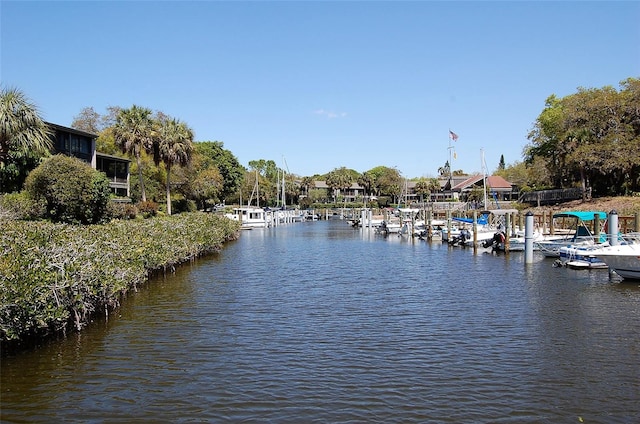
{"left": 0, "top": 212, "right": 240, "bottom": 352}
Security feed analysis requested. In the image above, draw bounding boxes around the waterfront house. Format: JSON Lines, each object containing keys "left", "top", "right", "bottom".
{"left": 47, "top": 122, "right": 130, "bottom": 197}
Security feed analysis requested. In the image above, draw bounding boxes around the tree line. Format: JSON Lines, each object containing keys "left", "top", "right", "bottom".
{"left": 496, "top": 77, "right": 640, "bottom": 198}
{"left": 3, "top": 78, "right": 639, "bottom": 214}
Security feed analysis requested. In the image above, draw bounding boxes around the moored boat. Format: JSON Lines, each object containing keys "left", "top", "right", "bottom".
{"left": 593, "top": 237, "right": 640, "bottom": 280}
{"left": 535, "top": 211, "right": 607, "bottom": 257}
{"left": 225, "top": 206, "right": 271, "bottom": 229}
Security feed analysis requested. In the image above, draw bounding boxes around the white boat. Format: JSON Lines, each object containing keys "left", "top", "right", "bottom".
{"left": 558, "top": 243, "right": 609, "bottom": 269}
{"left": 594, "top": 243, "right": 640, "bottom": 280}
{"left": 378, "top": 208, "right": 420, "bottom": 235}
{"left": 535, "top": 211, "right": 607, "bottom": 257}
{"left": 444, "top": 212, "right": 497, "bottom": 247}
{"left": 225, "top": 206, "right": 270, "bottom": 229}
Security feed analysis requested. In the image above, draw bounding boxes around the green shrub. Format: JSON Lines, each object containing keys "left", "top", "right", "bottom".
{"left": 172, "top": 198, "right": 197, "bottom": 214}
{"left": 24, "top": 155, "right": 112, "bottom": 224}
{"left": 0, "top": 213, "right": 241, "bottom": 342}
{"left": 107, "top": 201, "right": 138, "bottom": 220}
{"left": 0, "top": 191, "right": 46, "bottom": 220}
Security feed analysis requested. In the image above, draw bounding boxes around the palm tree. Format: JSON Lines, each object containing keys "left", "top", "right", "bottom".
{"left": 0, "top": 87, "right": 52, "bottom": 169}
{"left": 113, "top": 105, "right": 155, "bottom": 202}
{"left": 155, "top": 118, "right": 194, "bottom": 215}
{"left": 299, "top": 176, "right": 315, "bottom": 198}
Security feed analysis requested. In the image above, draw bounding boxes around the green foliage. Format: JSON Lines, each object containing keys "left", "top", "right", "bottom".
{"left": 171, "top": 198, "right": 197, "bottom": 214}
{"left": 106, "top": 201, "right": 138, "bottom": 220}
{"left": 526, "top": 78, "right": 640, "bottom": 195}
{"left": 0, "top": 87, "right": 53, "bottom": 169}
{"left": 0, "top": 148, "right": 50, "bottom": 193}
{"left": 0, "top": 213, "right": 241, "bottom": 342}
{"left": 24, "top": 155, "right": 112, "bottom": 224}
{"left": 0, "top": 191, "right": 45, "bottom": 220}
{"left": 194, "top": 141, "right": 244, "bottom": 201}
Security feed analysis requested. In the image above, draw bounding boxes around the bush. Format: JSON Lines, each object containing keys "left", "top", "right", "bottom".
{"left": 106, "top": 201, "right": 138, "bottom": 220}
{"left": 137, "top": 200, "right": 159, "bottom": 218}
{"left": 0, "top": 191, "right": 46, "bottom": 220}
{"left": 172, "top": 198, "right": 197, "bottom": 214}
{"left": 24, "top": 154, "right": 112, "bottom": 224}
{"left": 0, "top": 213, "right": 241, "bottom": 342}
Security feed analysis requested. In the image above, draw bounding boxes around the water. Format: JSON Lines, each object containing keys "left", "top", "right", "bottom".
{"left": 2, "top": 220, "right": 640, "bottom": 423}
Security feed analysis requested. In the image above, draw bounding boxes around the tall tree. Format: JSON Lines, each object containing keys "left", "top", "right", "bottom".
{"left": 194, "top": 141, "right": 244, "bottom": 201}
{"left": 299, "top": 176, "right": 315, "bottom": 198}
{"left": 113, "top": 105, "right": 155, "bottom": 202}
{"left": 325, "top": 167, "right": 355, "bottom": 202}
{"left": 357, "top": 171, "right": 375, "bottom": 200}
{"left": 498, "top": 155, "right": 505, "bottom": 171}
{"left": 414, "top": 177, "right": 440, "bottom": 203}
{"left": 155, "top": 117, "right": 194, "bottom": 215}
{"left": 71, "top": 106, "right": 102, "bottom": 133}
{"left": 0, "top": 87, "right": 52, "bottom": 170}
{"left": 526, "top": 79, "right": 640, "bottom": 196}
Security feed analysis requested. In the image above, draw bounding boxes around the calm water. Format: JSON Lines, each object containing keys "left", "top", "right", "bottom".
{"left": 2, "top": 220, "right": 639, "bottom": 423}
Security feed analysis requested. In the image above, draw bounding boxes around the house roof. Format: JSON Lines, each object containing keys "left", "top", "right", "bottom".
{"left": 96, "top": 152, "right": 131, "bottom": 163}
{"left": 451, "top": 174, "right": 513, "bottom": 191}
{"left": 45, "top": 122, "right": 98, "bottom": 139}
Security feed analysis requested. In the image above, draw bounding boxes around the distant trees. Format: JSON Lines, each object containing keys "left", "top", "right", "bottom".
{"left": 325, "top": 167, "right": 356, "bottom": 202}
{"left": 526, "top": 77, "right": 640, "bottom": 196}
{"left": 413, "top": 177, "right": 440, "bottom": 203}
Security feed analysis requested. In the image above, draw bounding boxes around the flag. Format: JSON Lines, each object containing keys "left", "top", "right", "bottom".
{"left": 449, "top": 130, "right": 459, "bottom": 142}
{"left": 453, "top": 151, "right": 457, "bottom": 160}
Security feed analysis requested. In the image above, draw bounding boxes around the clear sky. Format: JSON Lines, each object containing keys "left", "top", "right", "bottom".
{"left": 2, "top": 1, "right": 638, "bottom": 179}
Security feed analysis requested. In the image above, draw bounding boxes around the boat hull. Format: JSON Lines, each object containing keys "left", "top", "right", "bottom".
{"left": 595, "top": 244, "right": 640, "bottom": 280}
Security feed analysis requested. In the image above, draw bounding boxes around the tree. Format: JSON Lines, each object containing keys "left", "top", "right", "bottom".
{"left": 155, "top": 117, "right": 194, "bottom": 215}
{"left": 194, "top": 141, "right": 244, "bottom": 201}
{"left": 526, "top": 79, "right": 640, "bottom": 196}
{"left": 437, "top": 161, "right": 450, "bottom": 178}
{"left": 498, "top": 155, "right": 505, "bottom": 171}
{"left": 71, "top": 107, "right": 102, "bottom": 134}
{"left": 0, "top": 87, "right": 52, "bottom": 171}
{"left": 357, "top": 171, "right": 375, "bottom": 201}
{"left": 414, "top": 177, "right": 440, "bottom": 203}
{"left": 299, "top": 176, "right": 315, "bottom": 198}
{"left": 189, "top": 167, "right": 224, "bottom": 210}
{"left": 113, "top": 105, "right": 155, "bottom": 202}
{"left": 325, "top": 167, "right": 355, "bottom": 202}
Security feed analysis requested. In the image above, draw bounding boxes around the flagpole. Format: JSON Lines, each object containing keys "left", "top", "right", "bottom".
{"left": 447, "top": 129, "right": 451, "bottom": 188}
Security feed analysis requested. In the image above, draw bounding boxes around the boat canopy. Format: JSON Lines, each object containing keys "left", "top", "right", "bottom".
{"left": 552, "top": 211, "right": 607, "bottom": 221}
{"left": 452, "top": 212, "right": 490, "bottom": 225}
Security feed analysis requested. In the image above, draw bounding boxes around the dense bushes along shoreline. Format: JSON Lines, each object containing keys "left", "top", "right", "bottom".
{"left": 0, "top": 212, "right": 240, "bottom": 348}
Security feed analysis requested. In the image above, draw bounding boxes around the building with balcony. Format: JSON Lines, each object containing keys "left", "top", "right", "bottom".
{"left": 46, "top": 122, "right": 130, "bottom": 197}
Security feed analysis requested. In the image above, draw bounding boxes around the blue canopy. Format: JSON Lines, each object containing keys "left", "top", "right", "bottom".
{"left": 552, "top": 211, "right": 606, "bottom": 221}
{"left": 452, "top": 212, "right": 490, "bottom": 225}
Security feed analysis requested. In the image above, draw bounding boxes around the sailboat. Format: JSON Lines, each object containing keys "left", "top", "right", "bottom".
{"left": 224, "top": 170, "right": 271, "bottom": 229}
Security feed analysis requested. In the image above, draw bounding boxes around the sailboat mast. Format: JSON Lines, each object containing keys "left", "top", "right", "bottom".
{"left": 481, "top": 148, "right": 488, "bottom": 210}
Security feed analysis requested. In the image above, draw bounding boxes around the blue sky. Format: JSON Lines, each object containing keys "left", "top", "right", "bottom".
{"left": 2, "top": 1, "right": 638, "bottom": 179}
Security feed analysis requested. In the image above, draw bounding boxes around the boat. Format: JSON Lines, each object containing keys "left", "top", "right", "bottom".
{"left": 593, "top": 233, "right": 640, "bottom": 280}
{"left": 558, "top": 243, "right": 609, "bottom": 269}
{"left": 224, "top": 170, "right": 271, "bottom": 229}
{"left": 535, "top": 211, "right": 607, "bottom": 257}
{"left": 444, "top": 212, "right": 497, "bottom": 247}
{"left": 225, "top": 206, "right": 270, "bottom": 229}
{"left": 378, "top": 208, "right": 420, "bottom": 235}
